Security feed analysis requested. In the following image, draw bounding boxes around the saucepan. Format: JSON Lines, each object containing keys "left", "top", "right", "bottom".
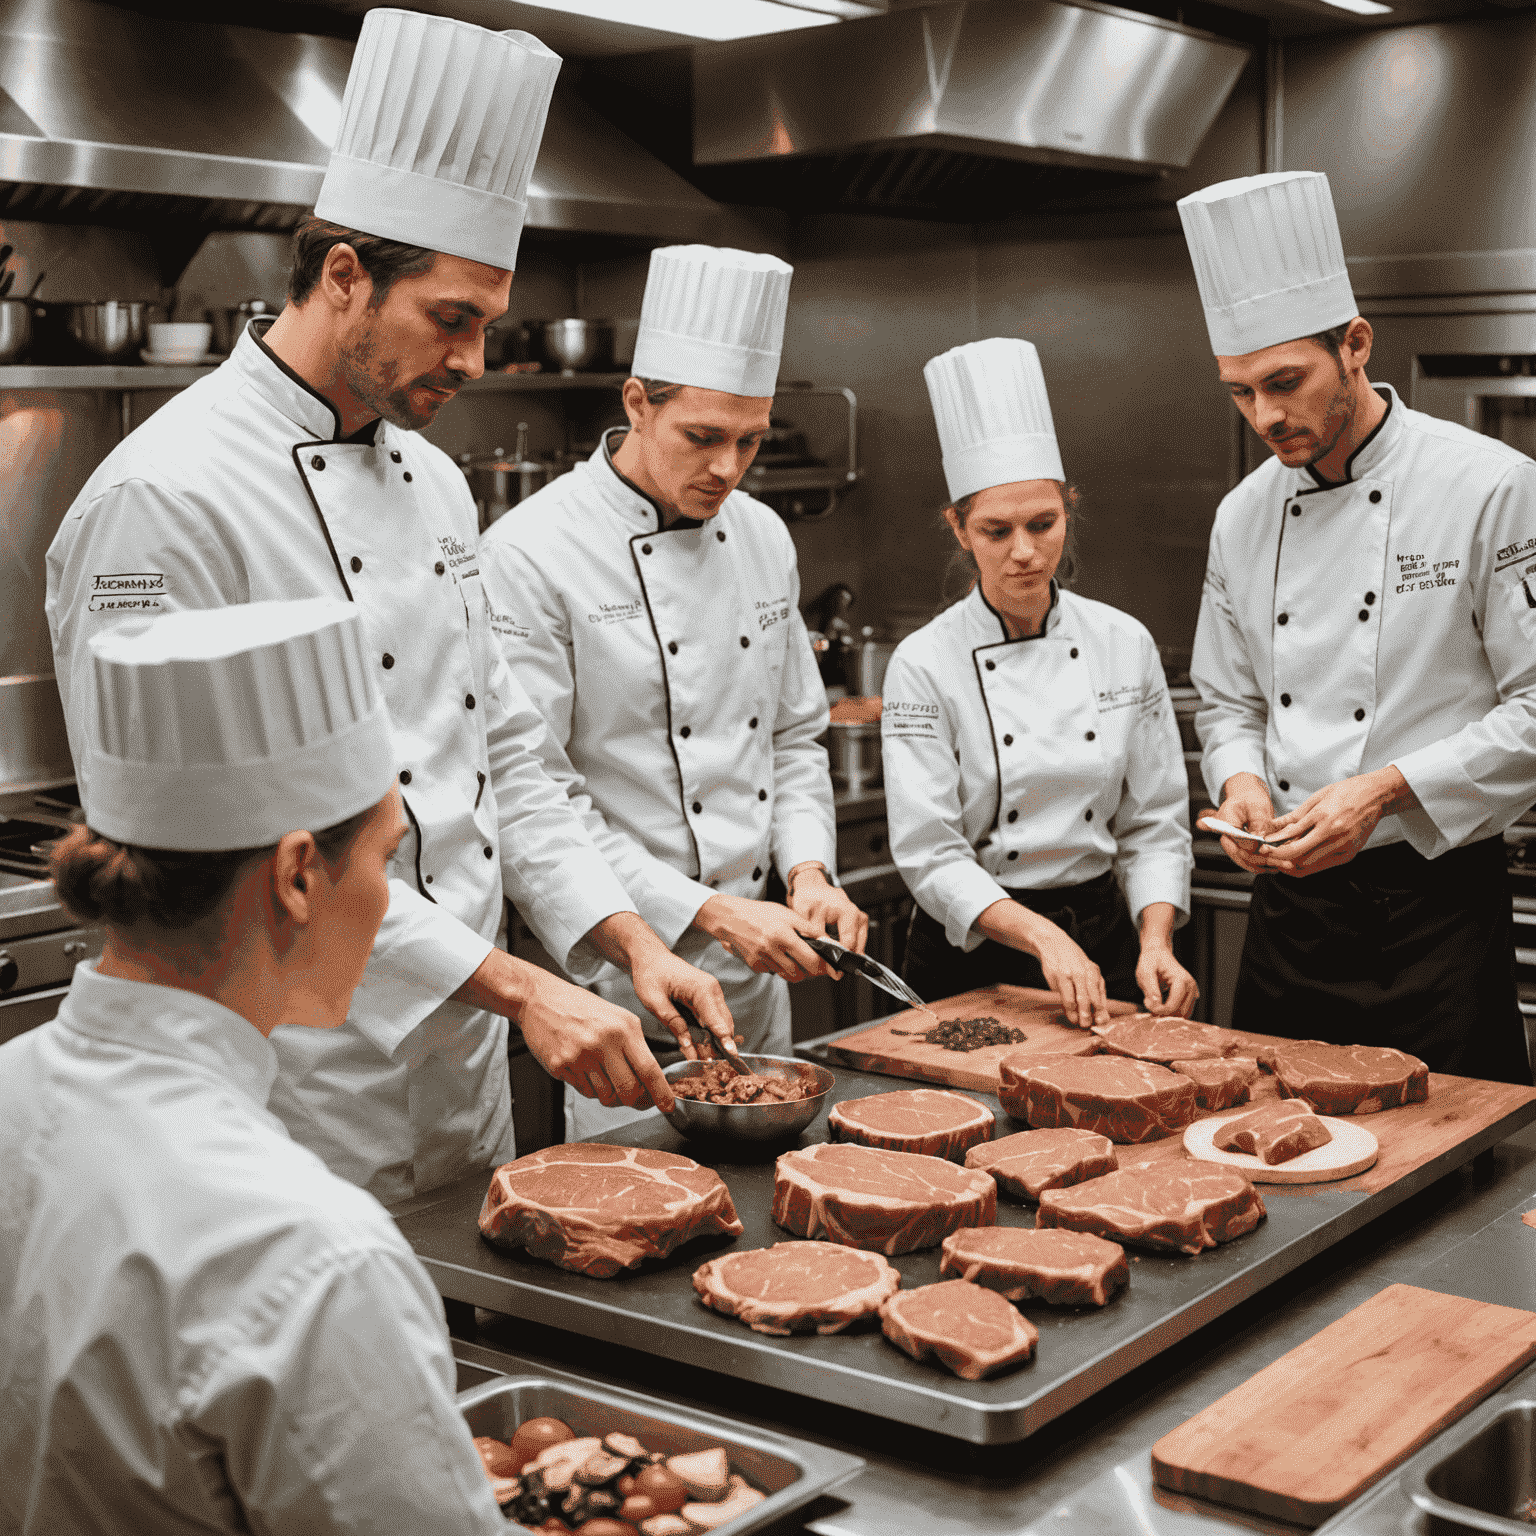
{"left": 661, "top": 1055, "right": 834, "bottom": 1143}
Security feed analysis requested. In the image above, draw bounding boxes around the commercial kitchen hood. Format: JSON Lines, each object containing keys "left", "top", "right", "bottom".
{"left": 0, "top": 0, "right": 735, "bottom": 253}
{"left": 692, "top": 0, "right": 1252, "bottom": 218}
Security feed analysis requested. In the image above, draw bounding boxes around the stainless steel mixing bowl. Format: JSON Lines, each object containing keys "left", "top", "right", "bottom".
{"left": 661, "top": 1055, "right": 834, "bottom": 1143}
{"left": 530, "top": 318, "right": 615, "bottom": 375}
{"left": 65, "top": 301, "right": 164, "bottom": 362}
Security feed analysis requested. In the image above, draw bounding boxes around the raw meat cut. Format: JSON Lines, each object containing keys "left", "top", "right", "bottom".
{"left": 996, "top": 1034, "right": 1104, "bottom": 1068}
{"left": 479, "top": 1143, "right": 742, "bottom": 1278}
{"left": 1001, "top": 1056, "right": 1198, "bottom": 1143}
{"left": 772, "top": 1142, "right": 997, "bottom": 1255}
{"left": 1173, "top": 1057, "right": 1258, "bottom": 1112}
{"left": 1217, "top": 1099, "right": 1334, "bottom": 1165}
{"left": 1257, "top": 1040, "right": 1429, "bottom": 1115}
{"left": 940, "top": 1226, "right": 1129, "bottom": 1307}
{"left": 963, "top": 1127, "right": 1118, "bottom": 1202}
{"left": 828, "top": 1088, "right": 995, "bottom": 1162}
{"left": 878, "top": 1279, "right": 1038, "bottom": 1379}
{"left": 1037, "top": 1165, "right": 1266, "bottom": 1255}
{"left": 1092, "top": 1015, "right": 1247, "bottom": 1063}
{"left": 692, "top": 1240, "right": 901, "bottom": 1335}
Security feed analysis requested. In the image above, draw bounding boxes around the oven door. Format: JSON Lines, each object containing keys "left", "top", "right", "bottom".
{"left": 1412, "top": 365, "right": 1536, "bottom": 451}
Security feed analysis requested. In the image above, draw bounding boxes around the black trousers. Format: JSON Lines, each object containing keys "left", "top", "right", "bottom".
{"left": 902, "top": 869, "right": 1142, "bottom": 1005}
{"left": 1235, "top": 834, "right": 1531, "bottom": 1084}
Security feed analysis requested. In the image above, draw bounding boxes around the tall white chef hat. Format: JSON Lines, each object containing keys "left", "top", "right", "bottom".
{"left": 924, "top": 338, "right": 1064, "bottom": 504}
{"left": 1177, "top": 171, "right": 1358, "bottom": 357}
{"left": 630, "top": 245, "right": 794, "bottom": 397}
{"left": 314, "top": 8, "right": 560, "bottom": 271}
{"left": 83, "top": 600, "right": 395, "bottom": 853}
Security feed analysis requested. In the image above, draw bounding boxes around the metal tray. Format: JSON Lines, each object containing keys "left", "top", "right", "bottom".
{"left": 457, "top": 1356, "right": 864, "bottom": 1536}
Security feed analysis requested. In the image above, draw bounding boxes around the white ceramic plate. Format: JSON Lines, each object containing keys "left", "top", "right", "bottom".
{"left": 140, "top": 349, "right": 225, "bottom": 366}
{"left": 1183, "top": 1107, "right": 1379, "bottom": 1184}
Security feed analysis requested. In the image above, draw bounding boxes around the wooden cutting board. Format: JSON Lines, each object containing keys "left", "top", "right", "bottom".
{"left": 1151, "top": 1283, "right": 1536, "bottom": 1525}
{"left": 814, "top": 984, "right": 1141, "bottom": 1092}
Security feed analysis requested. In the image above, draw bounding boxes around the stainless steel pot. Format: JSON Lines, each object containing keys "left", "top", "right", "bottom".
{"left": 827, "top": 719, "right": 882, "bottom": 792}
{"left": 59, "top": 301, "right": 164, "bottom": 363}
{"left": 530, "top": 318, "right": 615, "bottom": 375}
{"left": 0, "top": 299, "right": 31, "bottom": 364}
{"left": 458, "top": 423, "right": 549, "bottom": 530}
{"left": 204, "top": 298, "right": 274, "bottom": 356}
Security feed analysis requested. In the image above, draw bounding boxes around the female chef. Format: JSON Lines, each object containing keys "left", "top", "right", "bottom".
{"left": 0, "top": 600, "right": 507, "bottom": 1533}
{"left": 882, "top": 339, "right": 1196, "bottom": 1027}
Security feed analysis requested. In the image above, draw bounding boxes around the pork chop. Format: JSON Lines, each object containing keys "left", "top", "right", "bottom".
{"left": 1257, "top": 1040, "right": 1429, "bottom": 1114}
{"left": 1037, "top": 1164, "right": 1266, "bottom": 1255}
{"left": 479, "top": 1143, "right": 743, "bottom": 1278}
{"left": 963, "top": 1127, "right": 1118, "bottom": 1202}
{"left": 878, "top": 1279, "right": 1038, "bottom": 1380}
{"left": 828, "top": 1088, "right": 995, "bottom": 1162}
{"left": 940, "top": 1226, "right": 1129, "bottom": 1307}
{"left": 692, "top": 1241, "right": 901, "bottom": 1335}
{"left": 1172, "top": 1057, "right": 1258, "bottom": 1112}
{"left": 1093, "top": 1015, "right": 1248, "bottom": 1063}
{"left": 1217, "top": 1098, "right": 1334, "bottom": 1165}
{"left": 772, "top": 1142, "right": 997, "bottom": 1255}
{"left": 1001, "top": 1056, "right": 1198, "bottom": 1143}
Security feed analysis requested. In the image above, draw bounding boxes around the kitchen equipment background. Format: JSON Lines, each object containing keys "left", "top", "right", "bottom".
{"left": 529, "top": 318, "right": 615, "bottom": 375}
{"left": 0, "top": 297, "right": 29, "bottom": 363}
{"left": 458, "top": 424, "right": 550, "bottom": 531}
{"left": 203, "top": 298, "right": 272, "bottom": 356}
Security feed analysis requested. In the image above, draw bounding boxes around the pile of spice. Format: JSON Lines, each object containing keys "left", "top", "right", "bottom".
{"left": 891, "top": 1016, "right": 1027, "bottom": 1053}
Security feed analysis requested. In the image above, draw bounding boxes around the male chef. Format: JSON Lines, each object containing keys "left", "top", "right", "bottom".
{"left": 480, "top": 244, "right": 864, "bottom": 1136}
{"left": 45, "top": 10, "right": 736, "bottom": 1205}
{"left": 1182, "top": 170, "right": 1536, "bottom": 1082}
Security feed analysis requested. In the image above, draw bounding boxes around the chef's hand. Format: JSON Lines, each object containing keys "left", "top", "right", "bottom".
{"left": 691, "top": 894, "right": 838, "bottom": 983}
{"left": 626, "top": 945, "right": 738, "bottom": 1063}
{"left": 974, "top": 899, "right": 1109, "bottom": 1029}
{"left": 786, "top": 862, "right": 869, "bottom": 955}
{"left": 454, "top": 947, "right": 675, "bottom": 1111}
{"left": 1135, "top": 902, "right": 1198, "bottom": 1017}
{"left": 1263, "top": 766, "right": 1418, "bottom": 877}
{"left": 1211, "top": 773, "right": 1280, "bottom": 875}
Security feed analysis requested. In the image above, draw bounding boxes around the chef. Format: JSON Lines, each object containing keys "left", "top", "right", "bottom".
{"left": 1, "top": 600, "right": 507, "bottom": 1533}
{"left": 480, "top": 244, "right": 863, "bottom": 1136}
{"left": 45, "top": 9, "right": 736, "bottom": 1207}
{"left": 1181, "top": 170, "right": 1536, "bottom": 1081}
{"left": 882, "top": 339, "right": 1196, "bottom": 1027}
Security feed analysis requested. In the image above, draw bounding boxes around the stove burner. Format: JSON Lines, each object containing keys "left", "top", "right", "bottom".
{"left": 0, "top": 787, "right": 83, "bottom": 881}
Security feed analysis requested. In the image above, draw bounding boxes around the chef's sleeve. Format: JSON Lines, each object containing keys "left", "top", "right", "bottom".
{"left": 767, "top": 536, "right": 839, "bottom": 884}
{"left": 1391, "top": 460, "right": 1536, "bottom": 858}
{"left": 45, "top": 478, "right": 500, "bottom": 1048}
{"left": 1110, "top": 632, "right": 1194, "bottom": 924}
{"left": 882, "top": 648, "right": 1009, "bottom": 952}
{"left": 192, "top": 1235, "right": 506, "bottom": 1535}
{"left": 1190, "top": 499, "right": 1272, "bottom": 806}
{"left": 479, "top": 538, "right": 715, "bottom": 951}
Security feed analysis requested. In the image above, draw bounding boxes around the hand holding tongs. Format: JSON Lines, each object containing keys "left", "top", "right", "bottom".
{"left": 804, "top": 934, "right": 929, "bottom": 1012}
{"left": 674, "top": 1000, "right": 751, "bottom": 1077}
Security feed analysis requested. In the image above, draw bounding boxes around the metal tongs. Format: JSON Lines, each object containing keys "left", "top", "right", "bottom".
{"left": 1197, "top": 815, "right": 1301, "bottom": 849}
{"left": 804, "top": 934, "right": 929, "bottom": 1012}
{"left": 675, "top": 1001, "right": 751, "bottom": 1077}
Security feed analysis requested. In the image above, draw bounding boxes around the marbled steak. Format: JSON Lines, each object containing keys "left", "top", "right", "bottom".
{"left": 693, "top": 1241, "right": 901, "bottom": 1335}
{"left": 879, "top": 1279, "right": 1038, "bottom": 1380}
{"left": 1258, "top": 1040, "right": 1429, "bottom": 1114}
{"left": 1037, "top": 1165, "right": 1265, "bottom": 1255}
{"left": 1092, "top": 1015, "right": 1248, "bottom": 1063}
{"left": 940, "top": 1226, "right": 1129, "bottom": 1307}
{"left": 1217, "top": 1098, "right": 1333, "bottom": 1165}
{"left": 964, "top": 1127, "right": 1118, "bottom": 1202}
{"left": 1002, "top": 1056, "right": 1198, "bottom": 1143}
{"left": 828, "top": 1088, "right": 995, "bottom": 1162}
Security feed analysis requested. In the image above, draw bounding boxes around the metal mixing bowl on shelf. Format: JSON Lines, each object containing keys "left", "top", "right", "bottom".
{"left": 661, "top": 1054, "right": 834, "bottom": 1143}
{"left": 530, "top": 317, "right": 615, "bottom": 375}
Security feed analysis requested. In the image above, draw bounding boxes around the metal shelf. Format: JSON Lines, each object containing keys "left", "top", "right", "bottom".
{"left": 0, "top": 365, "right": 630, "bottom": 392}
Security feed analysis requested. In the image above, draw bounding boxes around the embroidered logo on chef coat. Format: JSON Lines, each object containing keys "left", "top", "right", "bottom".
{"left": 1395, "top": 551, "right": 1459, "bottom": 595}
{"left": 88, "top": 572, "right": 165, "bottom": 613}
{"left": 437, "top": 534, "right": 476, "bottom": 573}
{"left": 587, "top": 600, "right": 643, "bottom": 627}
{"left": 488, "top": 606, "right": 530, "bottom": 643}
{"left": 756, "top": 597, "right": 791, "bottom": 631}
{"left": 883, "top": 700, "right": 940, "bottom": 740}
{"left": 1495, "top": 539, "right": 1536, "bottom": 604}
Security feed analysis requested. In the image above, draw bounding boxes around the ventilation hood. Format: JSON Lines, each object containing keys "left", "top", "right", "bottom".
{"left": 692, "top": 0, "right": 1251, "bottom": 219}
{"left": 0, "top": 0, "right": 734, "bottom": 251}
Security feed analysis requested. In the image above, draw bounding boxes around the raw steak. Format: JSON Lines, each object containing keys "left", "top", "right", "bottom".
{"left": 479, "top": 1143, "right": 742, "bottom": 1278}
{"left": 878, "top": 1279, "right": 1038, "bottom": 1379}
{"left": 692, "top": 1241, "right": 901, "bottom": 1336}
{"left": 1257, "top": 1040, "right": 1429, "bottom": 1114}
{"left": 997, "top": 1034, "right": 1105, "bottom": 1064}
{"left": 1001, "top": 1057, "right": 1198, "bottom": 1144}
{"left": 1173, "top": 1057, "right": 1258, "bottom": 1112}
{"left": 829, "top": 1088, "right": 995, "bottom": 1162}
{"left": 963, "top": 1127, "right": 1118, "bottom": 1202}
{"left": 1217, "top": 1098, "right": 1334, "bottom": 1165}
{"left": 772, "top": 1142, "right": 997, "bottom": 1255}
{"left": 1037, "top": 1164, "right": 1266, "bottom": 1255}
{"left": 940, "top": 1226, "right": 1129, "bottom": 1307}
{"left": 1092, "top": 1015, "right": 1247, "bottom": 1063}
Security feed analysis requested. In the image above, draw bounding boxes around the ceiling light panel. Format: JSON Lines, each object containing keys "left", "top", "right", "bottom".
{"left": 510, "top": 1, "right": 840, "bottom": 40}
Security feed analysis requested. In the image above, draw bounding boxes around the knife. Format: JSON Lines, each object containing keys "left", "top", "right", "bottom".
{"left": 804, "top": 934, "right": 930, "bottom": 1012}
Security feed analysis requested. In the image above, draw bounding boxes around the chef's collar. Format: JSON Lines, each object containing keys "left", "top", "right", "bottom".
{"left": 1301, "top": 384, "right": 1399, "bottom": 490}
{"left": 242, "top": 316, "right": 383, "bottom": 448}
{"left": 973, "top": 578, "right": 1061, "bottom": 644}
{"left": 54, "top": 960, "right": 279, "bottom": 1109}
{"left": 600, "top": 427, "right": 706, "bottom": 532}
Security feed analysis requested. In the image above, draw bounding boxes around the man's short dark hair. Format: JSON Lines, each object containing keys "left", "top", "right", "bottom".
{"left": 1310, "top": 320, "right": 1355, "bottom": 362}
{"left": 287, "top": 216, "right": 437, "bottom": 308}
{"left": 635, "top": 377, "right": 684, "bottom": 406}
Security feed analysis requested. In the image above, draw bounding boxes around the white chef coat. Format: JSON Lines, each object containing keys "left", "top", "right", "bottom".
{"left": 479, "top": 433, "right": 837, "bottom": 1044}
{"left": 882, "top": 584, "right": 1192, "bottom": 952}
{"left": 0, "top": 962, "right": 504, "bottom": 1536}
{"left": 1192, "top": 385, "right": 1536, "bottom": 860}
{"left": 45, "top": 321, "right": 636, "bottom": 1204}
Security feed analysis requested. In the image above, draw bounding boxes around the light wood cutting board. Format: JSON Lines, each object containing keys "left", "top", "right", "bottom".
{"left": 813, "top": 984, "right": 1140, "bottom": 1092}
{"left": 1150, "top": 1283, "right": 1536, "bottom": 1525}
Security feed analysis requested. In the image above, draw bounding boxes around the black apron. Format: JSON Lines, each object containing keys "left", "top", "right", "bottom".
{"left": 1235, "top": 834, "right": 1530, "bottom": 1084}
{"left": 902, "top": 870, "right": 1142, "bottom": 1006}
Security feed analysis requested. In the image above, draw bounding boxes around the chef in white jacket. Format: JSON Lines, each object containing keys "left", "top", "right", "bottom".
{"left": 883, "top": 339, "right": 1195, "bottom": 1026}
{"left": 481, "top": 244, "right": 863, "bottom": 1136}
{"left": 45, "top": 10, "right": 735, "bottom": 1207}
{"left": 1, "top": 599, "right": 508, "bottom": 1534}
{"left": 1181, "top": 171, "right": 1536, "bottom": 1081}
